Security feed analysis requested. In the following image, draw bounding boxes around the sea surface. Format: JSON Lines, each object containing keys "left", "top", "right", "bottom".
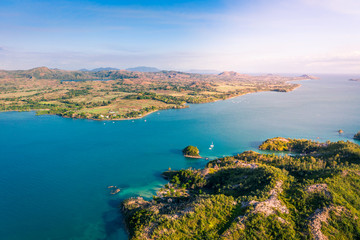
{"left": 0, "top": 74, "right": 359, "bottom": 239}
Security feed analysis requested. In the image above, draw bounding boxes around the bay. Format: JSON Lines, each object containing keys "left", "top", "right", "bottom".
{"left": 0, "top": 74, "right": 359, "bottom": 239}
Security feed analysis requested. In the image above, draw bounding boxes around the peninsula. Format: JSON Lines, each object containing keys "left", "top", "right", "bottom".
{"left": 0, "top": 67, "right": 314, "bottom": 120}
{"left": 122, "top": 137, "right": 360, "bottom": 239}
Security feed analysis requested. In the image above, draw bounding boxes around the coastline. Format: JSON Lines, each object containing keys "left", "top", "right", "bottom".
{"left": 3, "top": 74, "right": 360, "bottom": 240}
{"left": 122, "top": 137, "right": 360, "bottom": 239}
{"left": 183, "top": 154, "right": 203, "bottom": 159}
{"left": 0, "top": 81, "right": 306, "bottom": 121}
{"left": 0, "top": 107, "right": 178, "bottom": 121}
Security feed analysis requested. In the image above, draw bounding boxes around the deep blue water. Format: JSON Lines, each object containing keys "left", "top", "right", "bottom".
{"left": 0, "top": 74, "right": 359, "bottom": 239}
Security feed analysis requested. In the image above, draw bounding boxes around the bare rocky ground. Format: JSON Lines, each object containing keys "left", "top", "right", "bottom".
{"left": 305, "top": 183, "right": 332, "bottom": 199}
{"left": 306, "top": 183, "right": 352, "bottom": 240}
{"left": 308, "top": 205, "right": 346, "bottom": 240}
{"left": 221, "top": 180, "right": 289, "bottom": 238}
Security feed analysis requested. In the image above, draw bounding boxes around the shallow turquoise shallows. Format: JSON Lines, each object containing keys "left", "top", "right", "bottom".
{"left": 0, "top": 74, "right": 359, "bottom": 239}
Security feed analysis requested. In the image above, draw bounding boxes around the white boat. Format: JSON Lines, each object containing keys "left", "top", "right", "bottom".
{"left": 210, "top": 142, "right": 214, "bottom": 148}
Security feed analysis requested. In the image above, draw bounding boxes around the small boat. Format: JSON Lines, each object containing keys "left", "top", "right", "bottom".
{"left": 210, "top": 142, "right": 214, "bottom": 148}
{"left": 209, "top": 147, "right": 212, "bottom": 150}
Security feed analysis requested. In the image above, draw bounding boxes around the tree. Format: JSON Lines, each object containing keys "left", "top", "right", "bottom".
{"left": 183, "top": 146, "right": 200, "bottom": 156}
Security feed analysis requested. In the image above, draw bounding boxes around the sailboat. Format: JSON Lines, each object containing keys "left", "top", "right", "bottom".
{"left": 209, "top": 142, "right": 214, "bottom": 150}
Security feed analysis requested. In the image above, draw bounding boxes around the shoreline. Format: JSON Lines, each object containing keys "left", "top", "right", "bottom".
{"left": 183, "top": 155, "right": 203, "bottom": 159}
{"left": 0, "top": 81, "right": 306, "bottom": 121}
{"left": 122, "top": 137, "right": 360, "bottom": 239}
{"left": 0, "top": 107, "right": 174, "bottom": 121}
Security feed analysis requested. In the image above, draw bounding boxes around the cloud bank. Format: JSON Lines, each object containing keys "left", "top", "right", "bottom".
{"left": 0, "top": 0, "right": 359, "bottom": 73}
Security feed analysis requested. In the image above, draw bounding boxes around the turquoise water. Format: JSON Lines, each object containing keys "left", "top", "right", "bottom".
{"left": 0, "top": 74, "right": 359, "bottom": 239}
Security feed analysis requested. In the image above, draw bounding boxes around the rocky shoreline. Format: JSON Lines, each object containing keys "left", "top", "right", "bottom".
{"left": 121, "top": 138, "right": 360, "bottom": 239}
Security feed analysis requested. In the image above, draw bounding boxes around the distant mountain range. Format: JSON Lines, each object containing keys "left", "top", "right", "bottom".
{"left": 0, "top": 67, "right": 138, "bottom": 80}
{"left": 79, "top": 67, "right": 221, "bottom": 74}
{"left": 0, "top": 66, "right": 317, "bottom": 82}
{"left": 126, "top": 66, "right": 161, "bottom": 72}
{"left": 79, "top": 67, "right": 120, "bottom": 72}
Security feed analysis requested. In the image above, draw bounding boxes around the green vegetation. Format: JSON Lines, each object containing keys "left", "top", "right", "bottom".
{"left": 182, "top": 145, "right": 200, "bottom": 157}
{"left": 123, "top": 138, "right": 360, "bottom": 239}
{"left": 354, "top": 131, "right": 360, "bottom": 140}
{"left": 259, "top": 137, "right": 321, "bottom": 153}
{"left": 0, "top": 67, "right": 308, "bottom": 120}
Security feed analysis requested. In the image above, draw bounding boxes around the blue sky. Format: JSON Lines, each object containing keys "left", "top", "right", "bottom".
{"left": 0, "top": 0, "right": 359, "bottom": 73}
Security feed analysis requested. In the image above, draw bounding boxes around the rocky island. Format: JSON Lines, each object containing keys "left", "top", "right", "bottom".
{"left": 122, "top": 137, "right": 360, "bottom": 239}
{"left": 299, "top": 74, "right": 319, "bottom": 80}
{"left": 0, "top": 67, "right": 315, "bottom": 120}
{"left": 354, "top": 131, "right": 360, "bottom": 140}
{"left": 182, "top": 145, "right": 201, "bottom": 159}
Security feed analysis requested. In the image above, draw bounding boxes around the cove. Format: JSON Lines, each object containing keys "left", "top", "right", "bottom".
{"left": 0, "top": 74, "right": 359, "bottom": 239}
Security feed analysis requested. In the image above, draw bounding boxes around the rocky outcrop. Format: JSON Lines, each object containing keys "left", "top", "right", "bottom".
{"left": 308, "top": 206, "right": 346, "bottom": 240}
{"left": 248, "top": 181, "right": 289, "bottom": 216}
{"left": 305, "top": 184, "right": 332, "bottom": 199}
{"left": 108, "top": 186, "right": 121, "bottom": 195}
{"left": 221, "top": 181, "right": 289, "bottom": 238}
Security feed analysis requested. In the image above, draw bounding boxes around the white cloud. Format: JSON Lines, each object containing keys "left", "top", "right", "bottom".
{"left": 1, "top": 0, "right": 360, "bottom": 73}
{"left": 302, "top": 0, "right": 360, "bottom": 15}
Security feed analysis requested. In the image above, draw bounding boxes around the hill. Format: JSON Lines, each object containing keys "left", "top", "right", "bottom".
{"left": 0, "top": 67, "right": 314, "bottom": 120}
{"left": 80, "top": 67, "right": 120, "bottom": 72}
{"left": 122, "top": 138, "right": 360, "bottom": 239}
{"left": 218, "top": 71, "right": 249, "bottom": 77}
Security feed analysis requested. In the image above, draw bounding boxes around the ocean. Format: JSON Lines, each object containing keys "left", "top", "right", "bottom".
{"left": 0, "top": 74, "right": 359, "bottom": 239}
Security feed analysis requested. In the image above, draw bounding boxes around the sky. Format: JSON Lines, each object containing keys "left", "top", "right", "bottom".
{"left": 0, "top": 0, "right": 359, "bottom": 73}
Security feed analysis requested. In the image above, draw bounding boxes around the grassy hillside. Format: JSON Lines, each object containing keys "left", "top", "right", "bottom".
{"left": 0, "top": 67, "right": 311, "bottom": 120}
{"left": 122, "top": 138, "right": 360, "bottom": 239}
